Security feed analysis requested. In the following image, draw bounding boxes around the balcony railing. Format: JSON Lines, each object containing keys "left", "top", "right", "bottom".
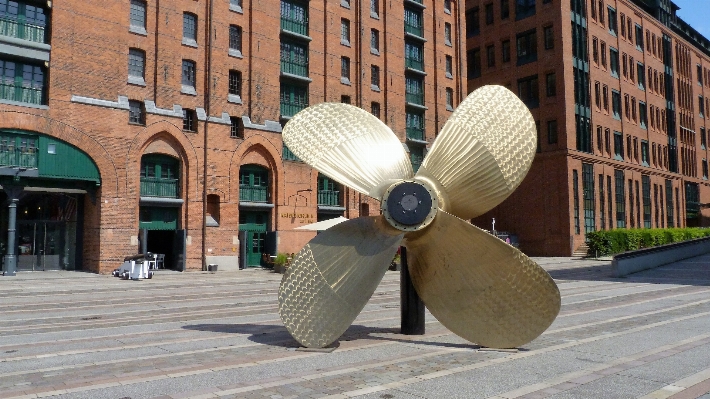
{"left": 406, "top": 91, "right": 424, "bottom": 105}
{"left": 281, "top": 15, "right": 308, "bottom": 36}
{"left": 318, "top": 190, "right": 340, "bottom": 206}
{"left": 140, "top": 178, "right": 179, "bottom": 198}
{"left": 406, "top": 127, "right": 424, "bottom": 141}
{"left": 0, "top": 83, "right": 44, "bottom": 105}
{"left": 240, "top": 185, "right": 268, "bottom": 202}
{"left": 0, "top": 147, "right": 36, "bottom": 168}
{"left": 405, "top": 57, "right": 424, "bottom": 71}
{"left": 404, "top": 21, "right": 423, "bottom": 37}
{"left": 281, "top": 99, "right": 308, "bottom": 118}
{"left": 281, "top": 59, "right": 308, "bottom": 77}
{"left": 0, "top": 16, "right": 46, "bottom": 44}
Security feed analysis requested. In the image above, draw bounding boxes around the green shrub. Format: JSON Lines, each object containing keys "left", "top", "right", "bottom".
{"left": 587, "top": 227, "right": 710, "bottom": 257}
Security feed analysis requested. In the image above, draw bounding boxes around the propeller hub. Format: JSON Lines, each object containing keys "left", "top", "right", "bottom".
{"left": 382, "top": 180, "right": 438, "bottom": 232}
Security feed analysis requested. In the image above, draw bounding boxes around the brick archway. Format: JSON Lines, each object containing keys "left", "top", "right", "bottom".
{"left": 0, "top": 111, "right": 118, "bottom": 196}
{"left": 230, "top": 134, "right": 283, "bottom": 204}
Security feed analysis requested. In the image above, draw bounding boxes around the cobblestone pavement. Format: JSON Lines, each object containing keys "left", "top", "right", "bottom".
{"left": 1, "top": 256, "right": 710, "bottom": 399}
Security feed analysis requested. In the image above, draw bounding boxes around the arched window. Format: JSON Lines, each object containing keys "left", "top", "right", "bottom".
{"left": 140, "top": 154, "right": 179, "bottom": 198}
{"left": 239, "top": 165, "right": 269, "bottom": 203}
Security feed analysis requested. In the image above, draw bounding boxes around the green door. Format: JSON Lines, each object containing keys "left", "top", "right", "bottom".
{"left": 239, "top": 211, "right": 268, "bottom": 267}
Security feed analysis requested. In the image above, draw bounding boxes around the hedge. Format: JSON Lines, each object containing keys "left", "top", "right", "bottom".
{"left": 586, "top": 227, "right": 710, "bottom": 257}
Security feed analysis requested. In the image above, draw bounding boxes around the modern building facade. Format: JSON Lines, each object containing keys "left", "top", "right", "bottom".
{"left": 465, "top": 0, "right": 710, "bottom": 256}
{"left": 0, "top": 0, "right": 465, "bottom": 274}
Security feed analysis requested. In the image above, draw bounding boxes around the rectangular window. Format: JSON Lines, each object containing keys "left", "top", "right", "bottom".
{"left": 466, "top": 8, "right": 480, "bottom": 37}
{"left": 547, "top": 120, "right": 557, "bottom": 144}
{"left": 620, "top": 14, "right": 626, "bottom": 38}
{"left": 371, "top": 29, "right": 380, "bottom": 53}
{"left": 467, "top": 48, "right": 481, "bottom": 78}
{"left": 594, "top": 81, "right": 601, "bottom": 109}
{"left": 704, "top": 160, "right": 709, "bottom": 179}
{"left": 129, "top": 100, "right": 145, "bottom": 125}
{"left": 445, "top": 55, "right": 453, "bottom": 78}
{"left": 405, "top": 75, "right": 424, "bottom": 105}
{"left": 446, "top": 88, "right": 454, "bottom": 110}
{"left": 128, "top": 48, "right": 145, "bottom": 78}
{"left": 622, "top": 53, "right": 628, "bottom": 78}
{"left": 229, "top": 70, "right": 242, "bottom": 95}
{"left": 405, "top": 41, "right": 424, "bottom": 71}
{"left": 639, "top": 102, "right": 647, "bottom": 129}
{"left": 130, "top": 0, "right": 147, "bottom": 30}
{"left": 601, "top": 41, "right": 607, "bottom": 68}
{"left": 515, "top": 0, "right": 535, "bottom": 20}
{"left": 666, "top": 180, "right": 674, "bottom": 227}
{"left": 637, "top": 62, "right": 645, "bottom": 90}
{"left": 516, "top": 29, "right": 537, "bottom": 65}
{"left": 642, "top": 175, "right": 651, "bottom": 228}
{"left": 592, "top": 37, "right": 599, "bottom": 64}
{"left": 230, "top": 116, "right": 241, "bottom": 138}
{"left": 583, "top": 163, "right": 596, "bottom": 233}
{"left": 371, "top": 65, "right": 380, "bottom": 88}
{"left": 280, "top": 40, "right": 308, "bottom": 77}
{"left": 546, "top": 72, "right": 556, "bottom": 97}
{"left": 641, "top": 140, "right": 649, "bottom": 166}
{"left": 341, "top": 56, "right": 350, "bottom": 81}
{"left": 485, "top": 3, "right": 493, "bottom": 25}
{"left": 629, "top": 57, "right": 635, "bottom": 80}
{"left": 502, "top": 40, "right": 511, "bottom": 62}
{"left": 406, "top": 110, "right": 425, "bottom": 141}
{"left": 608, "top": 6, "right": 617, "bottom": 36}
{"left": 183, "top": 13, "right": 197, "bottom": 41}
{"left": 612, "top": 90, "right": 621, "bottom": 119}
{"left": 181, "top": 59, "right": 196, "bottom": 87}
{"left": 603, "top": 85, "right": 609, "bottom": 111}
{"left": 615, "top": 169, "right": 625, "bottom": 228}
{"left": 573, "top": 170, "right": 580, "bottom": 235}
{"left": 614, "top": 131, "right": 623, "bottom": 160}
{"left": 599, "top": 174, "right": 606, "bottom": 230}
{"left": 610, "top": 47, "right": 619, "bottom": 78}
{"left": 341, "top": 19, "right": 350, "bottom": 45}
{"left": 517, "top": 74, "right": 539, "bottom": 109}
{"left": 701, "top": 127, "right": 707, "bottom": 149}
{"left": 700, "top": 96, "right": 705, "bottom": 118}
{"left": 543, "top": 25, "right": 554, "bottom": 49}
{"left": 371, "top": 102, "right": 381, "bottom": 118}
{"left": 229, "top": 25, "right": 242, "bottom": 52}
{"left": 487, "top": 45, "right": 495, "bottom": 67}
{"left": 182, "top": 109, "right": 196, "bottom": 132}
{"left": 501, "top": 0, "right": 509, "bottom": 19}
{"left": 590, "top": 0, "right": 597, "bottom": 20}
{"left": 635, "top": 24, "right": 643, "bottom": 50}
{"left": 444, "top": 0, "right": 451, "bottom": 13}
{"left": 0, "top": 60, "right": 45, "bottom": 105}
{"left": 444, "top": 23, "right": 452, "bottom": 45}
{"left": 371, "top": 0, "right": 379, "bottom": 17}
{"left": 341, "top": 95, "right": 351, "bottom": 104}
{"left": 280, "top": 83, "right": 309, "bottom": 117}
{"left": 699, "top": 64, "right": 704, "bottom": 86}
{"left": 629, "top": 178, "right": 635, "bottom": 228}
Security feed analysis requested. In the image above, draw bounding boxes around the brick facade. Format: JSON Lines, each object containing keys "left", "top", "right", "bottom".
{"left": 0, "top": 0, "right": 463, "bottom": 273}
{"left": 466, "top": 0, "right": 710, "bottom": 256}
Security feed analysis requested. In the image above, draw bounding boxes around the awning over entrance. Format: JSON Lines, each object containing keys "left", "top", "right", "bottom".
{"left": 294, "top": 216, "right": 348, "bottom": 231}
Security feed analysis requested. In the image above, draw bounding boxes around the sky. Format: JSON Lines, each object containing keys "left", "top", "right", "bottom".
{"left": 672, "top": 0, "right": 709, "bottom": 37}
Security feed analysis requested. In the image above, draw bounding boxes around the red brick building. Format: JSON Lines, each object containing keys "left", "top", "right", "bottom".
{"left": 0, "top": 0, "right": 464, "bottom": 274}
{"left": 466, "top": 0, "right": 710, "bottom": 256}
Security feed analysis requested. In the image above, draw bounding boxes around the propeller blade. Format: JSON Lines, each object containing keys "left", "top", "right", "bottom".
{"left": 417, "top": 85, "right": 536, "bottom": 219}
{"left": 283, "top": 103, "right": 413, "bottom": 200}
{"left": 279, "top": 216, "right": 404, "bottom": 348}
{"left": 403, "top": 211, "right": 560, "bottom": 349}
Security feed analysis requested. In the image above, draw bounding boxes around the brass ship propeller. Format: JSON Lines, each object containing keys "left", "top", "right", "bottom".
{"left": 278, "top": 85, "right": 561, "bottom": 349}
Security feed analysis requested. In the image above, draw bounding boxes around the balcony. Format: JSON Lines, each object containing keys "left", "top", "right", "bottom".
{"left": 0, "top": 82, "right": 44, "bottom": 105}
{"left": 240, "top": 185, "right": 268, "bottom": 202}
{"left": 404, "top": 21, "right": 423, "bottom": 38}
{"left": 140, "top": 178, "right": 179, "bottom": 198}
{"left": 281, "top": 59, "right": 308, "bottom": 77}
{"left": 280, "top": 98, "right": 308, "bottom": 118}
{"left": 406, "top": 126, "right": 424, "bottom": 141}
{"left": 317, "top": 190, "right": 340, "bottom": 206}
{"left": 281, "top": 15, "right": 308, "bottom": 37}
{"left": 405, "top": 57, "right": 423, "bottom": 72}
{"left": 0, "top": 16, "right": 46, "bottom": 44}
{"left": 405, "top": 91, "right": 424, "bottom": 106}
{"left": 0, "top": 146, "right": 36, "bottom": 168}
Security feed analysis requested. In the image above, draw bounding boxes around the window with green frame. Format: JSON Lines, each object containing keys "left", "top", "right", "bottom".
{"left": 280, "top": 83, "right": 308, "bottom": 118}
{"left": 317, "top": 174, "right": 340, "bottom": 206}
{"left": 0, "top": 132, "right": 36, "bottom": 168}
{"left": 0, "top": 0, "right": 48, "bottom": 44}
{"left": 406, "top": 110, "right": 424, "bottom": 141}
{"left": 405, "top": 75, "right": 424, "bottom": 105}
{"left": 615, "top": 169, "right": 625, "bottom": 228}
{"left": 404, "top": 6, "right": 423, "bottom": 37}
{"left": 239, "top": 165, "right": 269, "bottom": 203}
{"left": 282, "top": 144, "right": 301, "bottom": 162}
{"left": 0, "top": 59, "right": 45, "bottom": 105}
{"left": 140, "top": 155, "right": 179, "bottom": 198}
{"left": 280, "top": 0, "right": 308, "bottom": 36}
{"left": 280, "top": 40, "right": 308, "bottom": 77}
{"left": 405, "top": 41, "right": 424, "bottom": 71}
{"left": 409, "top": 144, "right": 424, "bottom": 172}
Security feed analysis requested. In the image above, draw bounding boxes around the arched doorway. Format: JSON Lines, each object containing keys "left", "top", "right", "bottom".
{"left": 238, "top": 164, "right": 274, "bottom": 267}
{"left": 138, "top": 154, "right": 185, "bottom": 270}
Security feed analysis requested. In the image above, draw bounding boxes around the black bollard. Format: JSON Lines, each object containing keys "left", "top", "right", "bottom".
{"left": 400, "top": 246, "right": 425, "bottom": 335}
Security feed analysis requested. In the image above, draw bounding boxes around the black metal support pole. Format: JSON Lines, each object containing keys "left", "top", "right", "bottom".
{"left": 3, "top": 197, "right": 18, "bottom": 276}
{"left": 400, "top": 246, "right": 425, "bottom": 335}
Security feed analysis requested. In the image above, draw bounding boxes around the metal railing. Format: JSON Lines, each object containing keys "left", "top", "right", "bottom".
{"left": 0, "top": 83, "right": 44, "bottom": 105}
{"left": 281, "top": 15, "right": 308, "bottom": 36}
{"left": 140, "top": 178, "right": 179, "bottom": 198}
{"left": 406, "top": 127, "right": 424, "bottom": 141}
{"left": 404, "top": 21, "right": 423, "bottom": 37}
{"left": 405, "top": 91, "right": 424, "bottom": 105}
{"left": 281, "top": 59, "right": 308, "bottom": 77}
{"left": 0, "top": 16, "right": 46, "bottom": 43}
{"left": 240, "top": 186, "right": 268, "bottom": 202}
{"left": 317, "top": 190, "right": 340, "bottom": 206}
{"left": 405, "top": 57, "right": 424, "bottom": 71}
{"left": 0, "top": 147, "right": 36, "bottom": 168}
{"left": 280, "top": 99, "right": 308, "bottom": 118}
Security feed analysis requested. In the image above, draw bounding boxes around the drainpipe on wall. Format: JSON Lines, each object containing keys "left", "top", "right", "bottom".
{"left": 201, "top": 0, "right": 214, "bottom": 270}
